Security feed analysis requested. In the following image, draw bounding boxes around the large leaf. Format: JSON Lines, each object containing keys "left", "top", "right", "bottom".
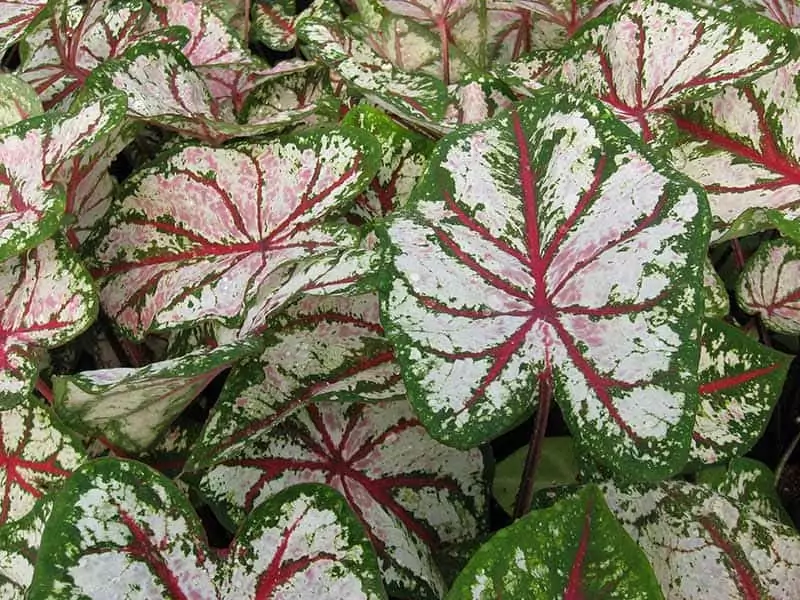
{"left": 52, "top": 339, "right": 261, "bottom": 454}
{"left": 0, "top": 496, "right": 53, "bottom": 600}
{"left": 545, "top": 0, "right": 798, "bottom": 142}
{"left": 0, "top": 397, "right": 85, "bottom": 527}
{"left": 602, "top": 479, "right": 800, "bottom": 599}
{"left": 672, "top": 58, "right": 800, "bottom": 242}
{"left": 447, "top": 484, "right": 663, "bottom": 599}
{"left": 88, "top": 129, "right": 379, "bottom": 340}
{"left": 188, "top": 293, "right": 404, "bottom": 470}
{"left": 379, "top": 90, "right": 709, "bottom": 480}
{"left": 691, "top": 319, "right": 791, "bottom": 466}
{"left": 737, "top": 237, "right": 800, "bottom": 333}
{"left": 28, "top": 459, "right": 388, "bottom": 600}
{"left": 198, "top": 400, "right": 488, "bottom": 599}
{"left": 0, "top": 238, "right": 97, "bottom": 406}
{"left": 0, "top": 93, "right": 127, "bottom": 261}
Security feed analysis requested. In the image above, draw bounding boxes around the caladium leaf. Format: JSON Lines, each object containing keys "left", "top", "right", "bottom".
{"left": 52, "top": 338, "right": 261, "bottom": 454}
{"left": 0, "top": 93, "right": 127, "bottom": 261}
{"left": 0, "top": 74, "right": 41, "bottom": 128}
{"left": 672, "top": 58, "right": 800, "bottom": 242}
{"left": 0, "top": 496, "right": 53, "bottom": 600}
{"left": 380, "top": 90, "right": 709, "bottom": 479}
{"left": 198, "top": 400, "right": 488, "bottom": 599}
{"left": 0, "top": 0, "right": 47, "bottom": 53}
{"left": 439, "top": 74, "right": 517, "bottom": 132}
{"left": 741, "top": 0, "right": 800, "bottom": 26}
{"left": 28, "top": 459, "right": 388, "bottom": 600}
{"left": 601, "top": 479, "right": 800, "bottom": 599}
{"left": 447, "top": 484, "right": 663, "bottom": 599}
{"left": 17, "top": 0, "right": 188, "bottom": 110}
{"left": 544, "top": 0, "right": 798, "bottom": 142}
{"left": 252, "top": 0, "right": 297, "bottom": 50}
{"left": 507, "top": 0, "right": 622, "bottom": 47}
{"left": 188, "top": 293, "right": 404, "bottom": 470}
{"left": 88, "top": 129, "right": 379, "bottom": 340}
{"left": 691, "top": 319, "right": 791, "bottom": 465}
{"left": 0, "top": 238, "right": 97, "bottom": 406}
{"left": 736, "top": 237, "right": 800, "bottom": 333}
{"left": 0, "top": 397, "right": 85, "bottom": 527}
{"left": 703, "top": 256, "right": 729, "bottom": 318}
{"left": 341, "top": 105, "right": 433, "bottom": 223}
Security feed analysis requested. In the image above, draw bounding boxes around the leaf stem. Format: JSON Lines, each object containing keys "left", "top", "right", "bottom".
{"left": 35, "top": 378, "right": 54, "bottom": 405}
{"left": 513, "top": 369, "right": 553, "bottom": 519}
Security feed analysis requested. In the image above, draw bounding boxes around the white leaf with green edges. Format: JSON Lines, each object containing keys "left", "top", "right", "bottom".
{"left": 380, "top": 90, "right": 709, "bottom": 480}
{"left": 28, "top": 459, "right": 388, "bottom": 599}
{"left": 188, "top": 293, "right": 404, "bottom": 470}
{"left": 0, "top": 496, "right": 53, "bottom": 600}
{"left": 52, "top": 339, "right": 261, "bottom": 454}
{"left": 0, "top": 397, "right": 85, "bottom": 527}
{"left": 0, "top": 74, "right": 41, "bottom": 128}
{"left": 691, "top": 319, "right": 791, "bottom": 465}
{"left": 602, "top": 479, "right": 800, "bottom": 599}
{"left": 0, "top": 238, "right": 97, "bottom": 407}
{"left": 447, "top": 485, "right": 663, "bottom": 599}
{"left": 198, "top": 400, "right": 488, "bottom": 599}
{"left": 88, "top": 129, "right": 378, "bottom": 340}
{"left": 545, "top": 0, "right": 798, "bottom": 142}
{"left": 737, "top": 237, "right": 800, "bottom": 333}
{"left": 0, "top": 93, "right": 127, "bottom": 261}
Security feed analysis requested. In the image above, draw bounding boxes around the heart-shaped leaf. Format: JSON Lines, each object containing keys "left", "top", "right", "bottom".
{"left": 672, "top": 58, "right": 800, "bottom": 242}
{"left": 0, "top": 238, "right": 97, "bottom": 406}
{"left": 28, "top": 459, "right": 388, "bottom": 599}
{"left": 188, "top": 293, "right": 404, "bottom": 470}
{"left": 737, "top": 237, "right": 800, "bottom": 333}
{"left": 447, "top": 484, "right": 663, "bottom": 599}
{"left": 0, "top": 93, "right": 127, "bottom": 261}
{"left": 88, "top": 129, "right": 379, "bottom": 340}
{"left": 198, "top": 400, "right": 488, "bottom": 599}
{"left": 380, "top": 90, "right": 708, "bottom": 479}
{"left": 602, "top": 479, "right": 800, "bottom": 599}
{"left": 0, "top": 397, "right": 85, "bottom": 527}
{"left": 0, "top": 74, "right": 41, "bottom": 128}
{"left": 52, "top": 338, "right": 261, "bottom": 454}
{"left": 0, "top": 496, "right": 53, "bottom": 599}
{"left": 691, "top": 319, "right": 791, "bottom": 465}
{"left": 545, "top": 0, "right": 798, "bottom": 141}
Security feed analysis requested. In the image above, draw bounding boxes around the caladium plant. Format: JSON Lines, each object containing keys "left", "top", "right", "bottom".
{"left": 1, "top": 0, "right": 800, "bottom": 597}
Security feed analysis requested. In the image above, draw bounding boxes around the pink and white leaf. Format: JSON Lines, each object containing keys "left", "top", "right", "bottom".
{"left": 545, "top": 0, "right": 797, "bottom": 142}
{"left": 672, "top": 59, "right": 800, "bottom": 242}
{"left": 380, "top": 90, "right": 708, "bottom": 479}
{"left": 89, "top": 129, "right": 378, "bottom": 340}
{"left": 737, "top": 237, "right": 800, "bottom": 334}
{"left": 199, "top": 400, "right": 488, "bottom": 599}
{"left": 52, "top": 339, "right": 261, "bottom": 454}
{"left": 0, "top": 0, "right": 47, "bottom": 53}
{"left": 0, "top": 497, "right": 52, "bottom": 600}
{"left": 188, "top": 293, "right": 404, "bottom": 470}
{"left": 602, "top": 479, "right": 800, "bottom": 599}
{"left": 741, "top": 0, "right": 800, "bottom": 26}
{"left": 251, "top": 0, "right": 297, "bottom": 51}
{"left": 0, "top": 93, "right": 127, "bottom": 260}
{"left": 0, "top": 238, "right": 97, "bottom": 407}
{"left": 0, "top": 74, "right": 41, "bottom": 128}
{"left": 691, "top": 319, "right": 791, "bottom": 465}
{"left": 508, "top": 0, "right": 622, "bottom": 44}
{"left": 0, "top": 397, "right": 85, "bottom": 527}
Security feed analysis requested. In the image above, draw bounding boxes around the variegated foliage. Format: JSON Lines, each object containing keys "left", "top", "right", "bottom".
{"left": 510, "top": 0, "right": 622, "bottom": 47}
{"left": 447, "top": 485, "right": 663, "bottom": 599}
{"left": 0, "top": 0, "right": 48, "bottom": 53}
{"left": 380, "top": 90, "right": 709, "bottom": 480}
{"left": 87, "top": 129, "right": 379, "bottom": 340}
{"left": 741, "top": 0, "right": 800, "bottom": 26}
{"left": 28, "top": 459, "right": 388, "bottom": 600}
{"left": 0, "top": 497, "right": 52, "bottom": 600}
{"left": 198, "top": 400, "right": 488, "bottom": 599}
{"left": 0, "top": 74, "right": 41, "bottom": 127}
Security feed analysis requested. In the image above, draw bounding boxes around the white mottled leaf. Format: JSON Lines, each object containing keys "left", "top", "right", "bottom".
{"left": 703, "top": 256, "right": 729, "bottom": 318}
{"left": 0, "top": 496, "right": 53, "bottom": 600}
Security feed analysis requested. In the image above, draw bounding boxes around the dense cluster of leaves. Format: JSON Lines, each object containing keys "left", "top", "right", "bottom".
{"left": 1, "top": 0, "right": 800, "bottom": 597}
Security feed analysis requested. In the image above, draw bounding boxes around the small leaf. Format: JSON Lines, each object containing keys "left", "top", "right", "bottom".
{"left": 603, "top": 479, "right": 800, "bottom": 599}
{"left": 0, "top": 0, "right": 48, "bottom": 53}
{"left": 0, "top": 496, "right": 53, "bottom": 599}
{"left": 251, "top": 0, "right": 297, "bottom": 50}
{"left": 89, "top": 129, "right": 379, "bottom": 339}
{"left": 188, "top": 293, "right": 404, "bottom": 470}
{"left": 737, "top": 237, "right": 800, "bottom": 333}
{"left": 703, "top": 256, "right": 730, "bottom": 318}
{"left": 492, "top": 436, "right": 579, "bottom": 515}
{"left": 28, "top": 458, "right": 387, "bottom": 599}
{"left": 53, "top": 339, "right": 261, "bottom": 454}
{"left": 0, "top": 238, "right": 97, "bottom": 406}
{"left": 691, "top": 319, "right": 790, "bottom": 465}
{"left": 380, "top": 90, "right": 709, "bottom": 479}
{"left": 447, "top": 484, "right": 663, "bottom": 599}
{"left": 0, "top": 74, "right": 41, "bottom": 128}
{"left": 198, "top": 400, "right": 488, "bottom": 599}
{"left": 0, "top": 397, "right": 85, "bottom": 526}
